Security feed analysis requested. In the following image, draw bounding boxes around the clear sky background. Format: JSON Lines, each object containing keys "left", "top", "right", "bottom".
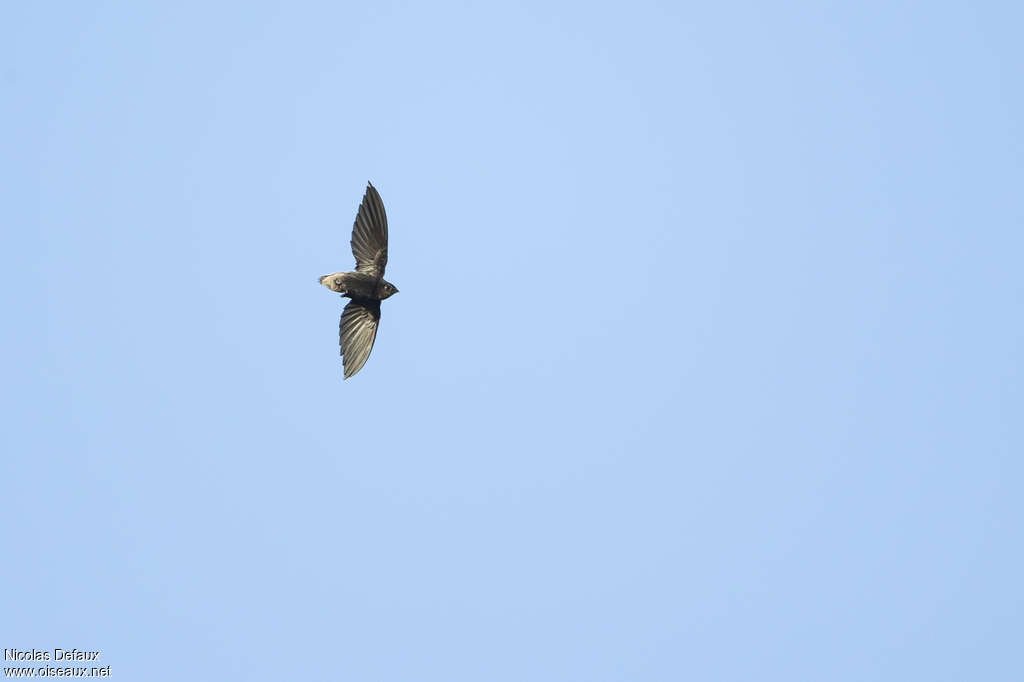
{"left": 3, "top": 1, "right": 1022, "bottom": 680}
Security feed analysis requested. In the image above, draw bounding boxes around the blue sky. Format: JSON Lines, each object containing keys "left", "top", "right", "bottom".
{"left": 3, "top": 1, "right": 1022, "bottom": 679}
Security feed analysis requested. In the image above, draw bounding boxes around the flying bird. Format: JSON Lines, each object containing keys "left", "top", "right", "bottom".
{"left": 320, "top": 182, "right": 399, "bottom": 379}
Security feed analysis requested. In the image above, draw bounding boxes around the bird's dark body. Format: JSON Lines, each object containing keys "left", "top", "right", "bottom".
{"left": 319, "top": 182, "right": 398, "bottom": 379}
{"left": 321, "top": 271, "right": 397, "bottom": 300}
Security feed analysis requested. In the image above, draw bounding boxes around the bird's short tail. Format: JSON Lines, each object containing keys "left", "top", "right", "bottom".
{"left": 320, "top": 273, "right": 348, "bottom": 294}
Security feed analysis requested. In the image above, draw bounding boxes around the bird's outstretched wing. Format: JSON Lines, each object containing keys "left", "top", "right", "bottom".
{"left": 339, "top": 298, "right": 381, "bottom": 379}
{"left": 350, "top": 182, "right": 389, "bottom": 278}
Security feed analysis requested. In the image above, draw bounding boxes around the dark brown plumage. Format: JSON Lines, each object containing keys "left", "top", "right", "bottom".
{"left": 319, "top": 182, "right": 398, "bottom": 379}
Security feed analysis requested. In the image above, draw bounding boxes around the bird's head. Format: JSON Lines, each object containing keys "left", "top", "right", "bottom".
{"left": 379, "top": 281, "right": 399, "bottom": 299}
